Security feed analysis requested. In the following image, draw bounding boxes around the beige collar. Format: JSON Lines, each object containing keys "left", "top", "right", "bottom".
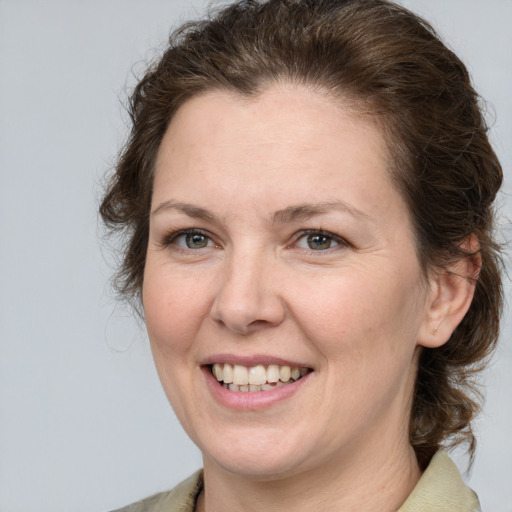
{"left": 398, "top": 450, "right": 480, "bottom": 512}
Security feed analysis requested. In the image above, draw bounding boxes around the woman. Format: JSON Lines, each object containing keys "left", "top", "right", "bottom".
{"left": 101, "top": 0, "right": 503, "bottom": 510}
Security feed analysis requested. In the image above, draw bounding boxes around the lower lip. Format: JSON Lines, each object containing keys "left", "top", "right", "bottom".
{"left": 202, "top": 366, "right": 312, "bottom": 411}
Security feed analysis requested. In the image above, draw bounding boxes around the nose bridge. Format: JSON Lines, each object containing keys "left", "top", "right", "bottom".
{"left": 210, "top": 242, "right": 285, "bottom": 334}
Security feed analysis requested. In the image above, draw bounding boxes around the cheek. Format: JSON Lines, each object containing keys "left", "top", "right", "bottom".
{"left": 291, "top": 270, "right": 424, "bottom": 427}
{"left": 142, "top": 266, "right": 214, "bottom": 422}
{"left": 142, "top": 265, "right": 212, "bottom": 357}
{"left": 291, "top": 265, "right": 425, "bottom": 362}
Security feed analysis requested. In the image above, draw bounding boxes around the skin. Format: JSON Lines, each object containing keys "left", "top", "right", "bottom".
{"left": 143, "top": 83, "right": 476, "bottom": 511}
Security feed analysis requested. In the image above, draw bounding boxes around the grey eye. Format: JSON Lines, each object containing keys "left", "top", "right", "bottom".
{"left": 185, "top": 233, "right": 210, "bottom": 249}
{"left": 169, "top": 231, "right": 213, "bottom": 250}
{"left": 295, "top": 232, "right": 340, "bottom": 251}
{"left": 306, "top": 234, "right": 334, "bottom": 250}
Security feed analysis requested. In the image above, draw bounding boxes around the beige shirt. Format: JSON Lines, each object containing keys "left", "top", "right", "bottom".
{"left": 112, "top": 451, "right": 481, "bottom": 512}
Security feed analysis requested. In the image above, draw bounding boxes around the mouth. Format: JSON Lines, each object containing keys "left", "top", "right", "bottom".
{"left": 210, "top": 363, "right": 311, "bottom": 392}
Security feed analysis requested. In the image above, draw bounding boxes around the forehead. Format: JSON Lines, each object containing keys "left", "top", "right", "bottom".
{"left": 161, "top": 84, "right": 384, "bottom": 146}
{"left": 153, "top": 83, "right": 404, "bottom": 224}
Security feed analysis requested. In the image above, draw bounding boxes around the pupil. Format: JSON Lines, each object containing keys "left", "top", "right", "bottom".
{"left": 308, "top": 234, "right": 331, "bottom": 250}
{"left": 187, "top": 233, "right": 207, "bottom": 248}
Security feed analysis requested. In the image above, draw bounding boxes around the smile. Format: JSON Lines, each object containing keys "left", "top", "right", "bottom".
{"left": 211, "top": 363, "right": 311, "bottom": 392}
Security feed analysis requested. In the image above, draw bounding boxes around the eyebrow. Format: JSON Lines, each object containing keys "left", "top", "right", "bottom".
{"left": 273, "top": 201, "right": 370, "bottom": 224}
{"left": 151, "top": 200, "right": 215, "bottom": 221}
{"left": 151, "top": 199, "right": 370, "bottom": 224}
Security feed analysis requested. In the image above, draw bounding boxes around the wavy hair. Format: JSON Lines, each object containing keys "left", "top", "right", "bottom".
{"left": 100, "top": 0, "right": 503, "bottom": 466}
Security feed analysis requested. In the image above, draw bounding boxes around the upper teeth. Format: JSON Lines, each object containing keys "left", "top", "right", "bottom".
{"left": 212, "top": 363, "right": 308, "bottom": 386}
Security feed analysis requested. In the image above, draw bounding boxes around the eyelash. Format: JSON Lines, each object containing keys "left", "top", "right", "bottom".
{"left": 159, "top": 228, "right": 349, "bottom": 254}
{"left": 290, "top": 229, "right": 349, "bottom": 252}
{"left": 159, "top": 228, "right": 217, "bottom": 252}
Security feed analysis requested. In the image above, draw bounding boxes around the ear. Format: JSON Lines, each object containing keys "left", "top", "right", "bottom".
{"left": 418, "top": 236, "right": 481, "bottom": 349}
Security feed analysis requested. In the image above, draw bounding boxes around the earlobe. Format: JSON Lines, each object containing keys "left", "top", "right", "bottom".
{"left": 418, "top": 237, "right": 481, "bottom": 349}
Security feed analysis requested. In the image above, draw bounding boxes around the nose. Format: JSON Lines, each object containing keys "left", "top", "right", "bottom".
{"left": 210, "top": 250, "right": 286, "bottom": 335}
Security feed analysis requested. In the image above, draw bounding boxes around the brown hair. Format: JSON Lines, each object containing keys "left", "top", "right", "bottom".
{"left": 100, "top": 0, "right": 503, "bottom": 465}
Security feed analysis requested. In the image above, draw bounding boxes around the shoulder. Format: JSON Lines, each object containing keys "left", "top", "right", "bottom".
{"left": 110, "top": 470, "right": 203, "bottom": 512}
{"left": 399, "top": 451, "right": 481, "bottom": 512}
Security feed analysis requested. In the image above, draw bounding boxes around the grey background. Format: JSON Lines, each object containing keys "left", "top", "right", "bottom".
{"left": 0, "top": 1, "right": 510, "bottom": 511}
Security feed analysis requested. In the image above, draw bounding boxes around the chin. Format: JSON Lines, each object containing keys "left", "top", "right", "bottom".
{"left": 207, "top": 451, "right": 310, "bottom": 481}
{"left": 198, "top": 426, "right": 315, "bottom": 480}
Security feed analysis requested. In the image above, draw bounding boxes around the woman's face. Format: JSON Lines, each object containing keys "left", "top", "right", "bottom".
{"left": 143, "top": 84, "right": 433, "bottom": 479}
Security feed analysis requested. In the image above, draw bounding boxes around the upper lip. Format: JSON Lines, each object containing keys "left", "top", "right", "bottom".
{"left": 201, "top": 353, "right": 313, "bottom": 369}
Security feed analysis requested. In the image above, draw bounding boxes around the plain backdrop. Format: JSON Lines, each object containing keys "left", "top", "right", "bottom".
{"left": 0, "top": 1, "right": 511, "bottom": 511}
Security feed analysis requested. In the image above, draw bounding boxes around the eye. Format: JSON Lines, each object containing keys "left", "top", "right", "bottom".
{"left": 293, "top": 230, "right": 345, "bottom": 251}
{"left": 164, "top": 229, "right": 215, "bottom": 250}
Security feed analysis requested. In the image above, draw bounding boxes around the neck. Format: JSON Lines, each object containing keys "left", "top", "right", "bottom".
{"left": 198, "top": 438, "right": 421, "bottom": 512}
